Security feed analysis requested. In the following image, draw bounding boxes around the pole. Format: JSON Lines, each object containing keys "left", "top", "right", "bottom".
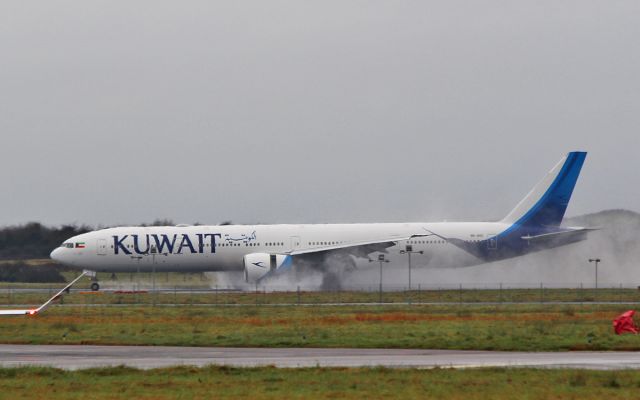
{"left": 589, "top": 258, "right": 601, "bottom": 290}
{"left": 152, "top": 264, "right": 156, "bottom": 307}
{"left": 408, "top": 252, "right": 412, "bottom": 291}
{"left": 379, "top": 260, "right": 383, "bottom": 303}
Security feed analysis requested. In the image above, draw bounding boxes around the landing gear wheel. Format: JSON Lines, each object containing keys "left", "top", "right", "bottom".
{"left": 90, "top": 282, "right": 100, "bottom": 291}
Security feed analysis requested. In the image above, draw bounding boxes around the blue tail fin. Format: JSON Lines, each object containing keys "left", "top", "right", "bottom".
{"left": 501, "top": 151, "right": 587, "bottom": 230}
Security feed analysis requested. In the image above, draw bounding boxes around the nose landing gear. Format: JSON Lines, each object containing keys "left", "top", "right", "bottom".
{"left": 86, "top": 270, "right": 100, "bottom": 291}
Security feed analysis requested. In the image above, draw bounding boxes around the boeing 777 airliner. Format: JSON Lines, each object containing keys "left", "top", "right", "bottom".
{"left": 50, "top": 151, "right": 590, "bottom": 291}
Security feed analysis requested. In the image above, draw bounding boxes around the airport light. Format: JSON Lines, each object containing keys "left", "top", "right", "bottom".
{"left": 370, "top": 254, "right": 390, "bottom": 302}
{"left": 589, "top": 258, "right": 601, "bottom": 289}
{"left": 400, "top": 244, "right": 424, "bottom": 291}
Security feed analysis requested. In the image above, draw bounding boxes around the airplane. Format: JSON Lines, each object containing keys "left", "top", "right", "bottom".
{"left": 49, "top": 151, "right": 590, "bottom": 292}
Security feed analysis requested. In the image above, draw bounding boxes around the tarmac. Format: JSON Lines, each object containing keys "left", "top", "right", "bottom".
{"left": 0, "top": 345, "right": 639, "bottom": 370}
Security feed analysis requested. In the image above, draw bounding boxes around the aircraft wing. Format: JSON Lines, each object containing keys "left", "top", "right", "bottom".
{"left": 0, "top": 270, "right": 93, "bottom": 316}
{"left": 288, "top": 233, "right": 435, "bottom": 258}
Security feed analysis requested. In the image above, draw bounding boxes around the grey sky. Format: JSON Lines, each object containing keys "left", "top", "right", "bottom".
{"left": 1, "top": 1, "right": 638, "bottom": 227}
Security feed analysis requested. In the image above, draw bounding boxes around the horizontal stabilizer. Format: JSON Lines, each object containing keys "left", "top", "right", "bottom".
{"left": 521, "top": 227, "right": 597, "bottom": 243}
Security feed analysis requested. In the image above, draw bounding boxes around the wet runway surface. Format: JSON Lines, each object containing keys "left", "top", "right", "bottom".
{"left": 0, "top": 345, "right": 639, "bottom": 370}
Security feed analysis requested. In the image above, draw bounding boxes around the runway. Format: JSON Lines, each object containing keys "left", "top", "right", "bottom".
{"left": 1, "top": 345, "right": 639, "bottom": 370}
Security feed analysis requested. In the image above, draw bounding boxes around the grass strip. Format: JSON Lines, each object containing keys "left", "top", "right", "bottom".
{"left": 2, "top": 365, "right": 640, "bottom": 399}
{"left": 1, "top": 287, "right": 640, "bottom": 306}
{"left": 0, "top": 304, "right": 638, "bottom": 351}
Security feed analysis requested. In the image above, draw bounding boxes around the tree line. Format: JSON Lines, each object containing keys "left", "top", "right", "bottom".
{"left": 0, "top": 220, "right": 186, "bottom": 260}
{"left": 0, "top": 222, "right": 92, "bottom": 260}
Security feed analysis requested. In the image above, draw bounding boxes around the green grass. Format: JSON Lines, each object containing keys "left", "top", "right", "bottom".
{"left": 0, "top": 304, "right": 637, "bottom": 351}
{"left": 1, "top": 286, "right": 640, "bottom": 306}
{"left": 0, "top": 260, "right": 212, "bottom": 288}
{"left": 1, "top": 365, "right": 640, "bottom": 399}
{"left": 28, "top": 271, "right": 209, "bottom": 289}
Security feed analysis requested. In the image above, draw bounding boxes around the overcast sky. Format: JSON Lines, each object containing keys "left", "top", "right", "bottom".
{"left": 1, "top": 1, "right": 638, "bottom": 227}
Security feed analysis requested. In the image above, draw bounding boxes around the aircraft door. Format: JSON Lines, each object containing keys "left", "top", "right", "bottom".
{"left": 289, "top": 236, "right": 301, "bottom": 251}
{"left": 487, "top": 234, "right": 498, "bottom": 250}
{"left": 97, "top": 239, "right": 107, "bottom": 255}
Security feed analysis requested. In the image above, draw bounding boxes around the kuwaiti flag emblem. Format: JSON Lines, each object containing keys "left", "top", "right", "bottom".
{"left": 75, "top": 242, "right": 86, "bottom": 249}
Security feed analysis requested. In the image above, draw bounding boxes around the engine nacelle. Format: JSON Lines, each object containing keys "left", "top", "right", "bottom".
{"left": 243, "top": 253, "right": 293, "bottom": 283}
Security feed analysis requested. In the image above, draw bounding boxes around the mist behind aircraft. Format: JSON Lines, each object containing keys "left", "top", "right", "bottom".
{"left": 349, "top": 209, "right": 640, "bottom": 289}
{"left": 210, "top": 209, "right": 640, "bottom": 290}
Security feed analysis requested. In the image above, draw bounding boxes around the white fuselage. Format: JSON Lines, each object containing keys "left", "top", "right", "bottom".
{"left": 51, "top": 222, "right": 506, "bottom": 273}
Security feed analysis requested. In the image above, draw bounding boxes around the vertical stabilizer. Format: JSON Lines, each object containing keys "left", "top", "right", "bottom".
{"left": 501, "top": 152, "right": 587, "bottom": 229}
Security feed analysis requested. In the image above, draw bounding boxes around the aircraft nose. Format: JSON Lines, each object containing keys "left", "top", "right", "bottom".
{"left": 50, "top": 248, "right": 63, "bottom": 263}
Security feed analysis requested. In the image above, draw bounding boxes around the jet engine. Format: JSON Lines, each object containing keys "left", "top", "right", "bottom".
{"left": 243, "top": 253, "right": 292, "bottom": 283}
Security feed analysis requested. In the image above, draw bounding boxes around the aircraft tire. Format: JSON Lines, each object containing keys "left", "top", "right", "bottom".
{"left": 90, "top": 282, "right": 100, "bottom": 291}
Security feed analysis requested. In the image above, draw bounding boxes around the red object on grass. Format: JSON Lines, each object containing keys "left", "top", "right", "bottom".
{"left": 613, "top": 310, "right": 639, "bottom": 335}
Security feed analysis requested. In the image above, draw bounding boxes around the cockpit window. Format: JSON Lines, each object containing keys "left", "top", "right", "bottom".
{"left": 61, "top": 243, "right": 74, "bottom": 248}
